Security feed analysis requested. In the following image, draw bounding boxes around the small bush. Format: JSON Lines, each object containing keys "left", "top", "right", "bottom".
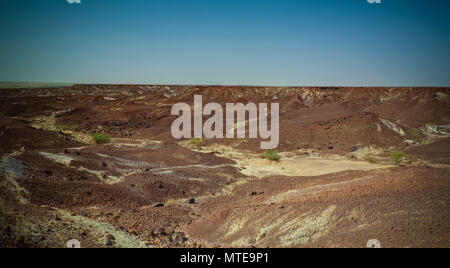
{"left": 390, "top": 151, "right": 405, "bottom": 165}
{"left": 265, "top": 150, "right": 281, "bottom": 161}
{"left": 91, "top": 133, "right": 111, "bottom": 144}
{"left": 189, "top": 138, "right": 204, "bottom": 147}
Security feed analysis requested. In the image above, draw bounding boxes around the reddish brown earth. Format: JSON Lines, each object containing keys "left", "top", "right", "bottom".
{"left": 0, "top": 85, "right": 449, "bottom": 248}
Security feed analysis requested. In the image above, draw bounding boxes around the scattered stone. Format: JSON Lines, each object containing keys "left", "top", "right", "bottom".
{"left": 156, "top": 228, "right": 166, "bottom": 236}
{"left": 16, "top": 235, "right": 27, "bottom": 247}
{"left": 130, "top": 230, "right": 138, "bottom": 236}
{"left": 173, "top": 232, "right": 187, "bottom": 242}
{"left": 3, "top": 226, "right": 11, "bottom": 235}
{"left": 107, "top": 234, "right": 115, "bottom": 241}
{"left": 105, "top": 234, "right": 115, "bottom": 246}
{"left": 250, "top": 191, "right": 264, "bottom": 196}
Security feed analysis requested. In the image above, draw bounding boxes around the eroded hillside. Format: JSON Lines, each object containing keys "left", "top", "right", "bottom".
{"left": 0, "top": 85, "right": 449, "bottom": 248}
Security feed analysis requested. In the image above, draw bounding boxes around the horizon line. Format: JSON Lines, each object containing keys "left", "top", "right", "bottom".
{"left": 1, "top": 81, "right": 449, "bottom": 89}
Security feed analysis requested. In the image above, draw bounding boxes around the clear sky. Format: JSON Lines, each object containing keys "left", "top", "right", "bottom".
{"left": 0, "top": 0, "right": 449, "bottom": 86}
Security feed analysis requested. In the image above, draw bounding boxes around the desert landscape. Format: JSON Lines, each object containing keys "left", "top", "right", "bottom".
{"left": 0, "top": 84, "right": 449, "bottom": 248}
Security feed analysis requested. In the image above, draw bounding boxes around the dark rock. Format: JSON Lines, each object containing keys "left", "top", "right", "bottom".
{"left": 105, "top": 235, "right": 115, "bottom": 246}
{"left": 250, "top": 191, "right": 264, "bottom": 196}
{"left": 188, "top": 198, "right": 196, "bottom": 204}
{"left": 154, "top": 203, "right": 164, "bottom": 208}
{"left": 173, "top": 232, "right": 188, "bottom": 242}
{"left": 156, "top": 228, "right": 166, "bottom": 236}
{"left": 107, "top": 234, "right": 115, "bottom": 241}
{"left": 3, "top": 225, "right": 11, "bottom": 235}
{"left": 16, "top": 235, "right": 28, "bottom": 248}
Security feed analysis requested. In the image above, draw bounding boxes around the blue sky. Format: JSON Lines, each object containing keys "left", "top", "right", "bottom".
{"left": 0, "top": 0, "right": 449, "bottom": 86}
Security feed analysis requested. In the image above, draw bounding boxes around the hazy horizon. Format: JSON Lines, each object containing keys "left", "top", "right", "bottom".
{"left": 2, "top": 81, "right": 450, "bottom": 89}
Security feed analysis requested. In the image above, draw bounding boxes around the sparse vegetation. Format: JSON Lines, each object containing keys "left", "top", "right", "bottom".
{"left": 435, "top": 92, "right": 448, "bottom": 102}
{"left": 91, "top": 133, "right": 111, "bottom": 144}
{"left": 56, "top": 124, "right": 78, "bottom": 132}
{"left": 364, "top": 156, "right": 379, "bottom": 164}
{"left": 165, "top": 198, "right": 187, "bottom": 206}
{"left": 189, "top": 138, "right": 204, "bottom": 147}
{"left": 390, "top": 151, "right": 405, "bottom": 165}
{"left": 265, "top": 150, "right": 281, "bottom": 161}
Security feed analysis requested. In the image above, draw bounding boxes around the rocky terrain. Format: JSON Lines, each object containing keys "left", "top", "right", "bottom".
{"left": 0, "top": 84, "right": 449, "bottom": 248}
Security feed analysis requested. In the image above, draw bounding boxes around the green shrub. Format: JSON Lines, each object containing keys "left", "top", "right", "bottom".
{"left": 390, "top": 151, "right": 405, "bottom": 165}
{"left": 265, "top": 150, "right": 281, "bottom": 161}
{"left": 91, "top": 133, "right": 111, "bottom": 144}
